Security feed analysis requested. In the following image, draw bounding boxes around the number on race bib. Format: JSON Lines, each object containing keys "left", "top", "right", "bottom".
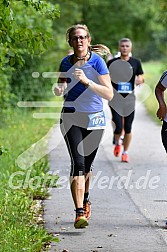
{"left": 87, "top": 111, "right": 106, "bottom": 130}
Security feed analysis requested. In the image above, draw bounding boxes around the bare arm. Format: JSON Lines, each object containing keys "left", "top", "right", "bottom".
{"left": 155, "top": 82, "right": 167, "bottom": 120}
{"left": 135, "top": 74, "right": 144, "bottom": 86}
{"left": 74, "top": 68, "right": 113, "bottom": 101}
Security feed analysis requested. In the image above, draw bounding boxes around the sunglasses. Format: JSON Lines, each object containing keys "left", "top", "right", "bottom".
{"left": 70, "top": 35, "right": 87, "bottom": 42}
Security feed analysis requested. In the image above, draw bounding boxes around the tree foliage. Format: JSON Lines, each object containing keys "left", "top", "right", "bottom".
{"left": 1, "top": 0, "right": 167, "bottom": 115}
{"left": 0, "top": 0, "right": 60, "bottom": 115}
{"left": 81, "top": 0, "right": 166, "bottom": 60}
{"left": 0, "top": 0, "right": 60, "bottom": 66}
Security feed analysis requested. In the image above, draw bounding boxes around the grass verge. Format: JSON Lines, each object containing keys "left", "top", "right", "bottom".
{"left": 0, "top": 97, "right": 62, "bottom": 251}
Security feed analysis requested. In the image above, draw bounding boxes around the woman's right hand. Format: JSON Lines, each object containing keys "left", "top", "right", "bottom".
{"left": 54, "top": 80, "right": 67, "bottom": 96}
{"left": 54, "top": 86, "right": 64, "bottom": 96}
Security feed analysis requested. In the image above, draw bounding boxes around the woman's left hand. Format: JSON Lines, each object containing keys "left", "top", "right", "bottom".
{"left": 74, "top": 68, "right": 89, "bottom": 86}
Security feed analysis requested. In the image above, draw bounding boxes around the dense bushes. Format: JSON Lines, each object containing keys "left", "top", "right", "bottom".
{"left": 0, "top": 0, "right": 60, "bottom": 118}
{"left": 10, "top": 54, "right": 55, "bottom": 102}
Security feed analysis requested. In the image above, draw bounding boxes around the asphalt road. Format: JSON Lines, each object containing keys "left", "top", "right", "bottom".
{"left": 44, "top": 97, "right": 167, "bottom": 252}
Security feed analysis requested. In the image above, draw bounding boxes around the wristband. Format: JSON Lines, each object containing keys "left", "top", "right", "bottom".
{"left": 86, "top": 80, "right": 93, "bottom": 88}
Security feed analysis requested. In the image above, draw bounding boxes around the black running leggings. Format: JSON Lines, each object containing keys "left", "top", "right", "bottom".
{"left": 60, "top": 108, "right": 104, "bottom": 176}
{"left": 161, "top": 121, "right": 167, "bottom": 153}
{"left": 110, "top": 107, "right": 135, "bottom": 134}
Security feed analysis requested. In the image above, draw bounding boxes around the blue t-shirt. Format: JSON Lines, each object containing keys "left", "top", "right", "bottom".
{"left": 59, "top": 52, "right": 109, "bottom": 112}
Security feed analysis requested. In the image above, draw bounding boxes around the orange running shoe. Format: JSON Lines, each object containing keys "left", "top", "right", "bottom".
{"left": 121, "top": 153, "right": 129, "bottom": 162}
{"left": 114, "top": 145, "right": 121, "bottom": 157}
{"left": 74, "top": 212, "right": 88, "bottom": 229}
{"left": 83, "top": 201, "right": 91, "bottom": 220}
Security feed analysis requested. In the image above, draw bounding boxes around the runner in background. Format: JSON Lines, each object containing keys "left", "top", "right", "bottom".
{"left": 107, "top": 38, "right": 144, "bottom": 162}
{"left": 155, "top": 71, "right": 167, "bottom": 153}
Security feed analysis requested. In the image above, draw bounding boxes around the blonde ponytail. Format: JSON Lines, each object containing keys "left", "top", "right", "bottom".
{"left": 89, "top": 44, "right": 112, "bottom": 61}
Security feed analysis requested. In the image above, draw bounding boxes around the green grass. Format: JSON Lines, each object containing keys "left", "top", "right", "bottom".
{"left": 0, "top": 97, "right": 62, "bottom": 251}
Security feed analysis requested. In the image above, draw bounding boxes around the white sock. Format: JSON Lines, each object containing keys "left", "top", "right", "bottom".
{"left": 122, "top": 151, "right": 128, "bottom": 154}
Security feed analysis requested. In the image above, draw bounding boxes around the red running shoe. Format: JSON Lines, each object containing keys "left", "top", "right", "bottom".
{"left": 114, "top": 145, "right": 121, "bottom": 157}
{"left": 74, "top": 212, "right": 88, "bottom": 229}
{"left": 121, "top": 153, "right": 129, "bottom": 162}
{"left": 83, "top": 201, "right": 91, "bottom": 220}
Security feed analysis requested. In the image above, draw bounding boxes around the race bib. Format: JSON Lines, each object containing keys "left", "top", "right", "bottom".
{"left": 87, "top": 111, "right": 106, "bottom": 130}
{"left": 118, "top": 82, "right": 132, "bottom": 93}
